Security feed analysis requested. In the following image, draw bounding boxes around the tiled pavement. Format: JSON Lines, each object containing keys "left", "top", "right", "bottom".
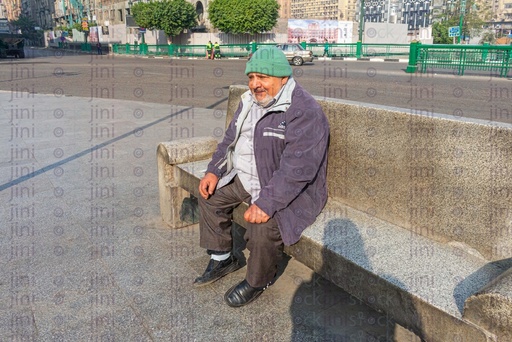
{"left": 0, "top": 91, "right": 412, "bottom": 341}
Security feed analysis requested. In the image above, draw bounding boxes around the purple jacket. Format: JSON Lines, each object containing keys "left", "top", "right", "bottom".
{"left": 207, "top": 81, "right": 329, "bottom": 245}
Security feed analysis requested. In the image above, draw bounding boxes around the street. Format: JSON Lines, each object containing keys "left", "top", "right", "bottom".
{"left": 1, "top": 47, "right": 511, "bottom": 124}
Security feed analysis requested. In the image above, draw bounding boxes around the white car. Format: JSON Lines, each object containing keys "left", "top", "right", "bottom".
{"left": 275, "top": 43, "right": 314, "bottom": 66}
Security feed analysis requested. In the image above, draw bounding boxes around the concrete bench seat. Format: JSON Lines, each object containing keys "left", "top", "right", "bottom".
{"left": 286, "top": 200, "right": 512, "bottom": 341}
{"left": 157, "top": 85, "right": 512, "bottom": 341}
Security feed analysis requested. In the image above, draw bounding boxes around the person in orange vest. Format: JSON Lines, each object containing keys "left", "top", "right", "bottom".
{"left": 206, "top": 40, "right": 213, "bottom": 59}
{"left": 214, "top": 42, "right": 220, "bottom": 59}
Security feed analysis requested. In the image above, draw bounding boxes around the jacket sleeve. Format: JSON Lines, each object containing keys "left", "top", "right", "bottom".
{"left": 206, "top": 101, "right": 242, "bottom": 178}
{"left": 255, "top": 96, "right": 329, "bottom": 217}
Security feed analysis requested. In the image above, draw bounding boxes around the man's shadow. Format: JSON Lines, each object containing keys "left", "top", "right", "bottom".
{"left": 289, "top": 218, "right": 409, "bottom": 341}
{"left": 453, "top": 258, "right": 512, "bottom": 313}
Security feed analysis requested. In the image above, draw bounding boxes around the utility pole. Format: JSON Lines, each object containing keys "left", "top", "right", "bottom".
{"left": 458, "top": 0, "right": 466, "bottom": 44}
{"left": 358, "top": 0, "right": 365, "bottom": 42}
{"left": 357, "top": 0, "right": 365, "bottom": 58}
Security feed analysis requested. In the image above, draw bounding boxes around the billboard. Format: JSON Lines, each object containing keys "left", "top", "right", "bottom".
{"left": 287, "top": 19, "right": 353, "bottom": 44}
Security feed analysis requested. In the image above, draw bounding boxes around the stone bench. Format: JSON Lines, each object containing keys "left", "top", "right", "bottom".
{"left": 157, "top": 85, "right": 512, "bottom": 341}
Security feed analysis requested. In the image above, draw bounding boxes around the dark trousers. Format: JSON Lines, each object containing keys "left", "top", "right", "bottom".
{"left": 199, "top": 176, "right": 283, "bottom": 288}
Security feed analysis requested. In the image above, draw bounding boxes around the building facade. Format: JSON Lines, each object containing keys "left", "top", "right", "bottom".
{"left": 495, "top": 0, "right": 512, "bottom": 21}
{"left": 352, "top": 0, "right": 432, "bottom": 31}
{"left": 2, "top": 0, "right": 207, "bottom": 31}
{"left": 2, "top": 0, "right": 511, "bottom": 39}
{"left": 0, "top": 1, "right": 7, "bottom": 18}
{"left": 289, "top": 0, "right": 432, "bottom": 28}
{"left": 290, "top": 0, "right": 359, "bottom": 21}
{"left": 288, "top": 0, "right": 510, "bottom": 33}
{"left": 3, "top": 0, "right": 21, "bottom": 21}
{"left": 277, "top": 0, "right": 291, "bottom": 18}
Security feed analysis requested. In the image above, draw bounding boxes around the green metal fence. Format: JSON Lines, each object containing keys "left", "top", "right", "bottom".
{"left": 113, "top": 43, "right": 257, "bottom": 58}
{"left": 81, "top": 43, "right": 91, "bottom": 52}
{"left": 362, "top": 44, "right": 410, "bottom": 58}
{"left": 212, "top": 44, "right": 252, "bottom": 58}
{"left": 112, "top": 43, "right": 148, "bottom": 55}
{"left": 169, "top": 44, "right": 205, "bottom": 57}
{"left": 111, "top": 41, "right": 512, "bottom": 77}
{"left": 112, "top": 42, "right": 410, "bottom": 59}
{"left": 406, "top": 42, "right": 512, "bottom": 77}
{"left": 306, "top": 43, "right": 356, "bottom": 58}
{"left": 306, "top": 43, "right": 409, "bottom": 58}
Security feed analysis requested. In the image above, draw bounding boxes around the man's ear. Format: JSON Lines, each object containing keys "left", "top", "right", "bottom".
{"left": 281, "top": 77, "right": 289, "bottom": 86}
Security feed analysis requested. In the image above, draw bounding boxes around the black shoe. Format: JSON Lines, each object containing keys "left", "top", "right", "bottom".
{"left": 224, "top": 279, "right": 268, "bottom": 307}
{"left": 193, "top": 255, "right": 241, "bottom": 287}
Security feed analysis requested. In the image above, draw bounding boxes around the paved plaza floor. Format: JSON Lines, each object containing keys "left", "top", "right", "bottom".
{"left": 0, "top": 91, "right": 412, "bottom": 341}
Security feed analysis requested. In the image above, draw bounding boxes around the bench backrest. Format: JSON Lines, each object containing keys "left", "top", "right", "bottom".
{"left": 226, "top": 85, "right": 512, "bottom": 261}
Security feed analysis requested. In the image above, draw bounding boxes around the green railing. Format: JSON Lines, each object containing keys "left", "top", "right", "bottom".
{"left": 81, "top": 43, "right": 91, "bottom": 52}
{"left": 113, "top": 43, "right": 258, "bottom": 58}
{"left": 112, "top": 42, "right": 409, "bottom": 59}
{"left": 111, "top": 41, "right": 512, "bottom": 77}
{"left": 112, "top": 43, "right": 148, "bottom": 55}
{"left": 169, "top": 44, "right": 205, "bottom": 57}
{"left": 305, "top": 43, "right": 410, "bottom": 58}
{"left": 209, "top": 44, "right": 253, "bottom": 58}
{"left": 406, "top": 42, "right": 512, "bottom": 77}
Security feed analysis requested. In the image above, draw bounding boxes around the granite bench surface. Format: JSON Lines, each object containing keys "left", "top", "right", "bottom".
{"left": 175, "top": 160, "right": 511, "bottom": 320}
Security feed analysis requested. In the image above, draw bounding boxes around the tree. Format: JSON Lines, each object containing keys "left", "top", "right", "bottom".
{"left": 131, "top": 1, "right": 159, "bottom": 31}
{"left": 432, "top": 20, "right": 457, "bottom": 44}
{"left": 9, "top": 15, "right": 43, "bottom": 44}
{"left": 479, "top": 30, "right": 496, "bottom": 44}
{"left": 158, "top": 0, "right": 198, "bottom": 36}
{"left": 131, "top": 0, "right": 197, "bottom": 38}
{"left": 9, "top": 15, "right": 37, "bottom": 37}
{"left": 461, "top": 0, "right": 491, "bottom": 40}
{"left": 431, "top": 0, "right": 491, "bottom": 44}
{"left": 208, "top": 0, "right": 279, "bottom": 34}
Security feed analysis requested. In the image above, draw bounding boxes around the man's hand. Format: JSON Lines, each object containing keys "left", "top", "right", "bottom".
{"left": 199, "top": 172, "right": 219, "bottom": 199}
{"left": 244, "top": 204, "right": 270, "bottom": 224}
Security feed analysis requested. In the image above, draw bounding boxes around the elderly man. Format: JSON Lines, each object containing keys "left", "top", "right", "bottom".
{"left": 194, "top": 46, "right": 329, "bottom": 307}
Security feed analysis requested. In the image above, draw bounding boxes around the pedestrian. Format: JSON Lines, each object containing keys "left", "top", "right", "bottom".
{"left": 194, "top": 46, "right": 330, "bottom": 307}
{"left": 210, "top": 41, "right": 216, "bottom": 60}
{"left": 96, "top": 42, "right": 102, "bottom": 55}
{"left": 214, "top": 41, "right": 220, "bottom": 59}
{"left": 323, "top": 38, "right": 329, "bottom": 57}
{"left": 206, "top": 40, "right": 213, "bottom": 59}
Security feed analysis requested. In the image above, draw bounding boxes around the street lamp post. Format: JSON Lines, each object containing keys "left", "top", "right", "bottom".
{"left": 358, "top": 0, "right": 365, "bottom": 42}
{"left": 357, "top": 0, "right": 365, "bottom": 58}
{"left": 458, "top": 0, "right": 466, "bottom": 44}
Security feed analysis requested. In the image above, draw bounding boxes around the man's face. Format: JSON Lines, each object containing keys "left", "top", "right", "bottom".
{"left": 248, "top": 73, "right": 288, "bottom": 106}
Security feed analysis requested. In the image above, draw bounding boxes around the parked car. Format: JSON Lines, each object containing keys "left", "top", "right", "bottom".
{"left": 0, "top": 35, "right": 25, "bottom": 58}
{"left": 275, "top": 43, "right": 314, "bottom": 66}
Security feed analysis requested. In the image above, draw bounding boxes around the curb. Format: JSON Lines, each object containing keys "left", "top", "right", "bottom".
{"left": 320, "top": 56, "right": 408, "bottom": 63}
{"left": 113, "top": 54, "right": 410, "bottom": 63}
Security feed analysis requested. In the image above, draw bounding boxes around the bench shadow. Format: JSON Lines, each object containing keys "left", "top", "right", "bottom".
{"left": 289, "top": 218, "right": 416, "bottom": 341}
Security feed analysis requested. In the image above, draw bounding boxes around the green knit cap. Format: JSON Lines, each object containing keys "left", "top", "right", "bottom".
{"left": 245, "top": 46, "right": 292, "bottom": 77}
